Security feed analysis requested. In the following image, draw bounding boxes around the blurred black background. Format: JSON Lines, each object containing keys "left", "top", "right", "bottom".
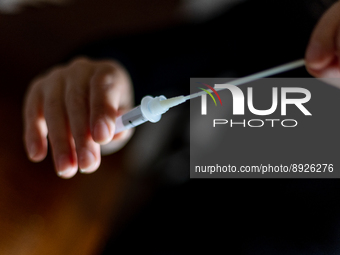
{"left": 79, "top": 0, "right": 340, "bottom": 254}
{"left": 1, "top": 0, "right": 340, "bottom": 254}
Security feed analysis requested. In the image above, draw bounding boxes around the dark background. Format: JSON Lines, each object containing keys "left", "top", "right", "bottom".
{"left": 1, "top": 0, "right": 340, "bottom": 254}
{"left": 95, "top": 1, "right": 340, "bottom": 254}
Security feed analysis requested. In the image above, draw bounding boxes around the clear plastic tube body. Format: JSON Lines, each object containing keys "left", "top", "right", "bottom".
{"left": 114, "top": 95, "right": 166, "bottom": 134}
{"left": 114, "top": 95, "right": 186, "bottom": 134}
{"left": 114, "top": 106, "right": 148, "bottom": 134}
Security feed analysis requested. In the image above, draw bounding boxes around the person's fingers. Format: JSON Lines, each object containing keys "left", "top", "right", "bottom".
{"left": 65, "top": 90, "right": 101, "bottom": 173}
{"left": 24, "top": 57, "right": 134, "bottom": 177}
{"left": 306, "top": 62, "right": 340, "bottom": 78}
{"left": 64, "top": 60, "right": 101, "bottom": 173}
{"left": 305, "top": 2, "right": 340, "bottom": 76}
{"left": 23, "top": 79, "right": 48, "bottom": 162}
{"left": 100, "top": 128, "right": 134, "bottom": 155}
{"left": 89, "top": 62, "right": 130, "bottom": 144}
{"left": 43, "top": 71, "right": 78, "bottom": 178}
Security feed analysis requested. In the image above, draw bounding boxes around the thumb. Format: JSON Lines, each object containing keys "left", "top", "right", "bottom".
{"left": 305, "top": 1, "right": 340, "bottom": 77}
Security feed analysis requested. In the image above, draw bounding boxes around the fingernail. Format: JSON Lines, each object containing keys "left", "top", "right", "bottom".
{"left": 93, "top": 119, "right": 111, "bottom": 143}
{"left": 81, "top": 160, "right": 100, "bottom": 174}
{"left": 57, "top": 168, "right": 74, "bottom": 177}
{"left": 57, "top": 155, "right": 74, "bottom": 177}
{"left": 79, "top": 149, "right": 96, "bottom": 173}
{"left": 28, "top": 143, "right": 37, "bottom": 159}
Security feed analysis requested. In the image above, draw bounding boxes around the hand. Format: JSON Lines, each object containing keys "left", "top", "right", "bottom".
{"left": 305, "top": 1, "right": 340, "bottom": 80}
{"left": 23, "top": 57, "right": 134, "bottom": 178}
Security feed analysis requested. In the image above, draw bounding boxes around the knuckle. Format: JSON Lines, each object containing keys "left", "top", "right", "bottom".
{"left": 29, "top": 76, "right": 43, "bottom": 89}
{"left": 27, "top": 75, "right": 46, "bottom": 97}
{"left": 66, "top": 57, "right": 93, "bottom": 79}
{"left": 91, "top": 61, "right": 130, "bottom": 90}
{"left": 46, "top": 65, "right": 65, "bottom": 78}
{"left": 91, "top": 70, "right": 120, "bottom": 93}
{"left": 69, "top": 57, "right": 90, "bottom": 68}
{"left": 99, "top": 59, "right": 120, "bottom": 69}
{"left": 96, "top": 61, "right": 119, "bottom": 75}
{"left": 93, "top": 73, "right": 116, "bottom": 90}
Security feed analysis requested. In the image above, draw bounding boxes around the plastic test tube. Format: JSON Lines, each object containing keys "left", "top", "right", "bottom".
{"left": 114, "top": 95, "right": 186, "bottom": 134}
